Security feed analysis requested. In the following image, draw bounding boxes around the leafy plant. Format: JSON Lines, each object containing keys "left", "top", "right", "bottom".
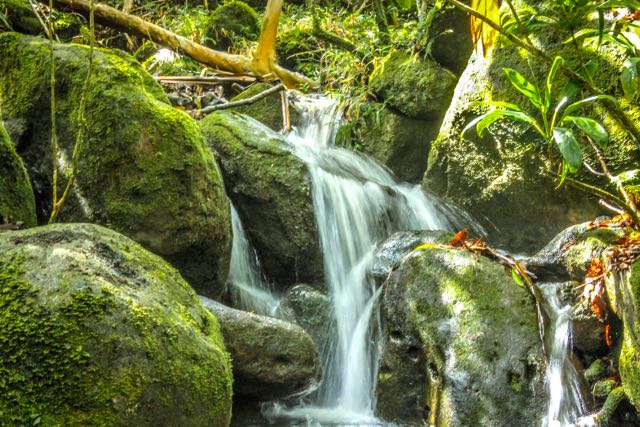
{"left": 463, "top": 56, "right": 639, "bottom": 223}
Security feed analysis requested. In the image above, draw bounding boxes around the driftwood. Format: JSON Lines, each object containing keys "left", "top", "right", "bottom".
{"left": 195, "top": 83, "right": 285, "bottom": 116}
{"left": 38, "top": 0, "right": 317, "bottom": 89}
{"left": 155, "top": 75, "right": 257, "bottom": 86}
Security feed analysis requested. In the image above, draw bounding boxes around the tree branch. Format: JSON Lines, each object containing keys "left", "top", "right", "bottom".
{"left": 194, "top": 83, "right": 285, "bottom": 116}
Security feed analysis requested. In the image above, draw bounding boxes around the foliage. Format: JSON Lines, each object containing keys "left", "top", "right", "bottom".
{"left": 470, "top": 0, "right": 501, "bottom": 55}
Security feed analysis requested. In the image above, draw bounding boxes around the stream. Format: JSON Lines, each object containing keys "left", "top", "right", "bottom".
{"left": 227, "top": 97, "right": 599, "bottom": 426}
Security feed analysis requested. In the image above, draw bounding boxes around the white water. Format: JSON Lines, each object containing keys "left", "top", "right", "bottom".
{"left": 538, "top": 283, "right": 596, "bottom": 427}
{"left": 227, "top": 205, "right": 280, "bottom": 317}
{"left": 264, "top": 96, "right": 457, "bottom": 424}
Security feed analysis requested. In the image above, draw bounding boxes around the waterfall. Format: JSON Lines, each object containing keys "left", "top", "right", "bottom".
{"left": 227, "top": 204, "right": 280, "bottom": 317}
{"left": 538, "top": 283, "right": 596, "bottom": 427}
{"left": 264, "top": 96, "right": 457, "bottom": 424}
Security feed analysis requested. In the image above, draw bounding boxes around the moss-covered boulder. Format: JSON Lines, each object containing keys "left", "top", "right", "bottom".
{"left": 376, "top": 245, "right": 545, "bottom": 426}
{"left": 0, "top": 33, "right": 232, "bottom": 297}
{"left": 369, "top": 51, "right": 457, "bottom": 121}
{"left": 337, "top": 102, "right": 439, "bottom": 182}
{"left": 203, "top": 1, "right": 260, "bottom": 51}
{"left": 229, "top": 82, "right": 284, "bottom": 131}
{"left": 0, "top": 223, "right": 233, "bottom": 426}
{"left": 200, "top": 111, "right": 322, "bottom": 287}
{"left": 0, "top": 119, "right": 35, "bottom": 226}
{"left": 423, "top": 0, "right": 640, "bottom": 252}
{"left": 0, "top": 0, "right": 40, "bottom": 35}
{"left": 200, "top": 297, "right": 321, "bottom": 400}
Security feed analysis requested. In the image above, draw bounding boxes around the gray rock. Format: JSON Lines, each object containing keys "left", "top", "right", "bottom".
{"left": 200, "top": 297, "right": 322, "bottom": 400}
{"left": 527, "top": 223, "right": 590, "bottom": 281}
{"left": 0, "top": 223, "right": 233, "bottom": 426}
{"left": 200, "top": 111, "right": 323, "bottom": 287}
{"left": 376, "top": 246, "right": 545, "bottom": 426}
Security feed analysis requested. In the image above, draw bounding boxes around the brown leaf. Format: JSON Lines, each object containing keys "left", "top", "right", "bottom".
{"left": 449, "top": 228, "right": 468, "bottom": 248}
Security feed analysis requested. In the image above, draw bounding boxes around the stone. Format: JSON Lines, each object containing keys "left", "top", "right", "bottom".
{"left": 0, "top": 119, "right": 35, "bottom": 226}
{"left": 200, "top": 111, "right": 322, "bottom": 286}
{"left": 200, "top": 297, "right": 321, "bottom": 400}
{"left": 0, "top": 33, "right": 232, "bottom": 298}
{"left": 376, "top": 246, "right": 545, "bottom": 426}
{"left": 203, "top": 1, "right": 260, "bottom": 51}
{"left": 0, "top": 223, "right": 233, "bottom": 426}
{"left": 230, "top": 82, "right": 284, "bottom": 131}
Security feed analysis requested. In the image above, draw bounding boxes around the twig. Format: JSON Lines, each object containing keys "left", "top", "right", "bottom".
{"left": 155, "top": 75, "right": 257, "bottom": 85}
{"left": 194, "top": 83, "right": 285, "bottom": 116}
{"left": 280, "top": 89, "right": 290, "bottom": 132}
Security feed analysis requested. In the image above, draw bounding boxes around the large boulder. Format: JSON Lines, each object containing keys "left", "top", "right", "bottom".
{"left": 376, "top": 245, "right": 545, "bottom": 426}
{"left": 337, "top": 103, "right": 439, "bottom": 182}
{"left": 0, "top": 224, "right": 233, "bottom": 426}
{"left": 369, "top": 51, "right": 458, "bottom": 121}
{"left": 200, "top": 111, "right": 322, "bottom": 286}
{"left": 203, "top": 1, "right": 260, "bottom": 51}
{"left": 0, "top": 33, "right": 232, "bottom": 298}
{"left": 200, "top": 297, "right": 321, "bottom": 400}
{"left": 0, "top": 119, "right": 35, "bottom": 226}
{"left": 423, "top": 0, "right": 640, "bottom": 252}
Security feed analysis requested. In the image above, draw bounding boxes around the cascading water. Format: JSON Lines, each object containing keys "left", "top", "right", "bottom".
{"left": 227, "top": 205, "right": 280, "bottom": 317}
{"left": 264, "top": 96, "right": 460, "bottom": 424}
{"left": 538, "top": 282, "right": 596, "bottom": 427}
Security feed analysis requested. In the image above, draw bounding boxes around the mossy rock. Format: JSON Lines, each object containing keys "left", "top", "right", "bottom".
{"left": 369, "top": 50, "right": 458, "bottom": 121}
{"left": 376, "top": 245, "right": 545, "bottom": 426}
{"left": 338, "top": 102, "right": 438, "bottom": 182}
{"left": 229, "top": 82, "right": 284, "bottom": 131}
{"left": 200, "top": 111, "right": 322, "bottom": 287}
{"left": 423, "top": 0, "right": 640, "bottom": 252}
{"left": 0, "top": 223, "right": 233, "bottom": 426}
{"left": 0, "top": 119, "right": 35, "bottom": 226}
{"left": 0, "top": 33, "right": 232, "bottom": 298}
{"left": 203, "top": 1, "right": 260, "bottom": 51}
{"left": 0, "top": 0, "right": 40, "bottom": 35}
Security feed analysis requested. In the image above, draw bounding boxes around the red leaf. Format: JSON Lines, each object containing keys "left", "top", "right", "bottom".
{"left": 605, "top": 324, "right": 613, "bottom": 347}
{"left": 449, "top": 228, "right": 468, "bottom": 248}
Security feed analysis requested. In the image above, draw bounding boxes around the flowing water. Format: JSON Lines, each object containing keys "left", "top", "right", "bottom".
{"left": 538, "top": 283, "right": 596, "bottom": 427}
{"left": 228, "top": 96, "right": 598, "bottom": 426}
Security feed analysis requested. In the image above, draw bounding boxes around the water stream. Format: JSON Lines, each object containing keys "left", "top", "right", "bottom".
{"left": 228, "top": 96, "right": 598, "bottom": 426}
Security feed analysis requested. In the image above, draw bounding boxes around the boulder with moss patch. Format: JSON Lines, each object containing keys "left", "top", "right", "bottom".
{"left": 0, "top": 33, "right": 231, "bottom": 298}
{"left": 423, "top": 0, "right": 640, "bottom": 252}
{"left": 203, "top": 1, "right": 260, "bottom": 51}
{"left": 200, "top": 111, "right": 322, "bottom": 286}
{"left": 0, "top": 119, "right": 35, "bottom": 226}
{"left": 0, "top": 223, "right": 233, "bottom": 426}
{"left": 376, "top": 243, "right": 545, "bottom": 426}
{"left": 229, "top": 82, "right": 285, "bottom": 131}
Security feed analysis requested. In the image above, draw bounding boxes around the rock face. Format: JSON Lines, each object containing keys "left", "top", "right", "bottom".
{"left": 338, "top": 103, "right": 438, "bottom": 182}
{"left": 0, "top": 119, "right": 35, "bottom": 226}
{"left": 200, "top": 111, "right": 322, "bottom": 286}
{"left": 423, "top": 0, "right": 639, "bottom": 252}
{"left": 203, "top": 1, "right": 260, "bottom": 51}
{"left": 421, "top": 1, "right": 472, "bottom": 75}
{"left": 0, "top": 33, "right": 232, "bottom": 298}
{"left": 229, "top": 82, "right": 284, "bottom": 131}
{"left": 369, "top": 51, "right": 458, "bottom": 121}
{"left": 200, "top": 298, "right": 321, "bottom": 400}
{"left": 0, "top": 224, "right": 233, "bottom": 426}
{"left": 376, "top": 246, "right": 545, "bottom": 426}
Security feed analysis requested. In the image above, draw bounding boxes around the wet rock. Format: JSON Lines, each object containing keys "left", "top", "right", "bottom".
{"left": 200, "top": 111, "right": 322, "bottom": 287}
{"left": 276, "top": 284, "right": 334, "bottom": 350}
{"left": 0, "top": 224, "right": 233, "bottom": 426}
{"left": 572, "top": 296, "right": 607, "bottom": 355}
{"left": 368, "top": 229, "right": 452, "bottom": 287}
{"left": 527, "top": 223, "right": 590, "bottom": 281}
{"left": 369, "top": 51, "right": 457, "bottom": 121}
{"left": 200, "top": 297, "right": 321, "bottom": 400}
{"left": 423, "top": 1, "right": 639, "bottom": 253}
{"left": 230, "top": 82, "right": 285, "bottom": 132}
{"left": 0, "top": 119, "right": 35, "bottom": 227}
{"left": 423, "top": 1, "right": 472, "bottom": 74}
{"left": 376, "top": 246, "right": 545, "bottom": 426}
{"left": 0, "top": 33, "right": 232, "bottom": 298}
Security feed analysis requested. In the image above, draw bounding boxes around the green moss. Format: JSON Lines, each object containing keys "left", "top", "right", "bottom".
{"left": 229, "top": 82, "right": 284, "bottom": 131}
{"left": 0, "top": 33, "right": 231, "bottom": 297}
{"left": 202, "top": 1, "right": 260, "bottom": 51}
{"left": 0, "top": 0, "right": 40, "bottom": 35}
{"left": 593, "top": 379, "right": 617, "bottom": 399}
{"left": 0, "top": 119, "right": 36, "bottom": 226}
{"left": 585, "top": 358, "right": 607, "bottom": 383}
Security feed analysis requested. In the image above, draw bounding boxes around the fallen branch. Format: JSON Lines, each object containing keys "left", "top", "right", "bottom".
{"left": 38, "top": 0, "right": 317, "bottom": 90}
{"left": 194, "top": 83, "right": 285, "bottom": 116}
{"left": 0, "top": 222, "right": 25, "bottom": 232}
{"left": 155, "top": 75, "right": 257, "bottom": 85}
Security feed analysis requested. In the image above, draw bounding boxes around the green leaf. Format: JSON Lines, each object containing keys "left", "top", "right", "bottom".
{"left": 511, "top": 267, "right": 524, "bottom": 287}
{"left": 621, "top": 58, "right": 640, "bottom": 101}
{"left": 556, "top": 160, "right": 570, "bottom": 188}
{"left": 476, "top": 109, "right": 542, "bottom": 137}
{"left": 563, "top": 95, "right": 617, "bottom": 117}
{"left": 558, "top": 81, "right": 580, "bottom": 103}
{"left": 503, "top": 68, "right": 543, "bottom": 110}
{"left": 553, "top": 127, "right": 583, "bottom": 171}
{"left": 545, "top": 56, "right": 564, "bottom": 110}
{"left": 561, "top": 116, "right": 609, "bottom": 149}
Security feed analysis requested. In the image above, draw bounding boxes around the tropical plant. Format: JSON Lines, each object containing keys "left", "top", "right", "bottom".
{"left": 463, "top": 56, "right": 640, "bottom": 224}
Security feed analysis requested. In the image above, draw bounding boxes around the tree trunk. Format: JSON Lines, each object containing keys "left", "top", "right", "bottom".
{"left": 38, "top": 0, "right": 316, "bottom": 89}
